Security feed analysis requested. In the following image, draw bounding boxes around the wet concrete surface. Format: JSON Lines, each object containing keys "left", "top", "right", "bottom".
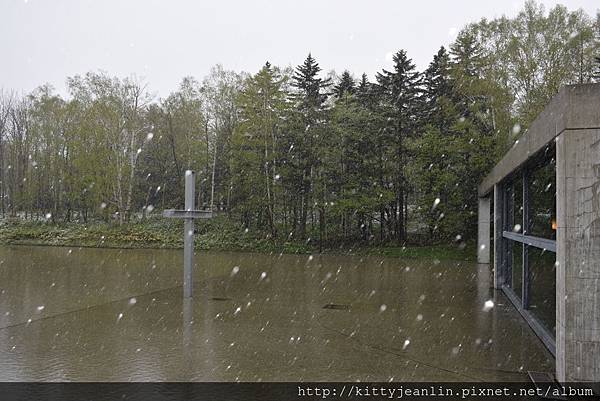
{"left": 0, "top": 246, "right": 554, "bottom": 381}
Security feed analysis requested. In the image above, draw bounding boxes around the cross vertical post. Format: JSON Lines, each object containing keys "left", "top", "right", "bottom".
{"left": 162, "top": 170, "right": 213, "bottom": 299}
{"left": 183, "top": 170, "right": 195, "bottom": 298}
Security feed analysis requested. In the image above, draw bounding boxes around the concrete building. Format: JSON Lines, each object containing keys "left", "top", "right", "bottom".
{"left": 478, "top": 83, "right": 600, "bottom": 383}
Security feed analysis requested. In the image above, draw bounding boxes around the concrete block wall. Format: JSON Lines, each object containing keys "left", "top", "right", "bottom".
{"left": 556, "top": 128, "right": 600, "bottom": 382}
{"left": 477, "top": 197, "right": 491, "bottom": 264}
{"left": 493, "top": 185, "right": 504, "bottom": 290}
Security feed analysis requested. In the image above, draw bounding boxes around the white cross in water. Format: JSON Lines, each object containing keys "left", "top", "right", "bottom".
{"left": 162, "top": 170, "right": 213, "bottom": 298}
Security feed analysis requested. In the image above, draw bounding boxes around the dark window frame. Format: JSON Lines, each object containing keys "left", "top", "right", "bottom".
{"left": 498, "top": 148, "right": 556, "bottom": 356}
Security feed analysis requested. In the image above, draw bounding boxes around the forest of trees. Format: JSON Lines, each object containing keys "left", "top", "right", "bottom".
{"left": 0, "top": 1, "right": 598, "bottom": 246}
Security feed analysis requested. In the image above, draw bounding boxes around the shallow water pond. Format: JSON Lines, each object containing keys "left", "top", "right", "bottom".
{"left": 0, "top": 246, "right": 553, "bottom": 381}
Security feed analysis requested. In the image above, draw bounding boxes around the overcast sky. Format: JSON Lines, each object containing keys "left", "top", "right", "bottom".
{"left": 1, "top": 0, "right": 598, "bottom": 99}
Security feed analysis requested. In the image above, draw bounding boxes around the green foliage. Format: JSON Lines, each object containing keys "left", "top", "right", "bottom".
{"left": 0, "top": 0, "right": 597, "bottom": 253}
{"left": 469, "top": 0, "right": 599, "bottom": 126}
{"left": 361, "top": 243, "right": 477, "bottom": 262}
{"left": 374, "top": 50, "right": 423, "bottom": 243}
{"left": 332, "top": 71, "right": 356, "bottom": 98}
{"left": 231, "top": 62, "right": 289, "bottom": 235}
{"left": 0, "top": 216, "right": 311, "bottom": 254}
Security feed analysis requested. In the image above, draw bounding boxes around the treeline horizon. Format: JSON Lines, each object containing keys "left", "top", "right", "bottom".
{"left": 0, "top": 1, "right": 598, "bottom": 246}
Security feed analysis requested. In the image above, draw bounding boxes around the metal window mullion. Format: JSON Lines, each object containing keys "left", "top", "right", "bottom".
{"left": 522, "top": 169, "right": 530, "bottom": 308}
{"left": 501, "top": 231, "right": 556, "bottom": 252}
{"left": 504, "top": 184, "right": 512, "bottom": 287}
{"left": 494, "top": 184, "right": 504, "bottom": 289}
{"left": 499, "top": 183, "right": 507, "bottom": 287}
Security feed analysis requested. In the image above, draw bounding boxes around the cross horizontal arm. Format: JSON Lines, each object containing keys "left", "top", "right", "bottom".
{"left": 162, "top": 209, "right": 214, "bottom": 219}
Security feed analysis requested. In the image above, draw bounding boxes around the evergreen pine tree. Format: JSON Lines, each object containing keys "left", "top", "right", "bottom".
{"left": 450, "top": 30, "right": 491, "bottom": 131}
{"left": 333, "top": 70, "right": 356, "bottom": 98}
{"left": 289, "top": 53, "right": 331, "bottom": 238}
{"left": 357, "top": 73, "right": 369, "bottom": 92}
{"left": 423, "top": 46, "right": 455, "bottom": 134}
{"left": 356, "top": 73, "right": 375, "bottom": 108}
{"left": 291, "top": 53, "right": 331, "bottom": 111}
{"left": 375, "top": 50, "right": 421, "bottom": 243}
{"left": 411, "top": 32, "right": 499, "bottom": 240}
{"left": 450, "top": 31, "right": 484, "bottom": 80}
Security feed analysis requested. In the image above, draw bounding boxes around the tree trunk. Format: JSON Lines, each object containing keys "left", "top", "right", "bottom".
{"left": 319, "top": 207, "right": 325, "bottom": 253}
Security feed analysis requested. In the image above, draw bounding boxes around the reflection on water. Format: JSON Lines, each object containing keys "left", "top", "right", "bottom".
{"left": 0, "top": 246, "right": 554, "bottom": 381}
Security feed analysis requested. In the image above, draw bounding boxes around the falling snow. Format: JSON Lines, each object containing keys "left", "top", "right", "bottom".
{"left": 483, "top": 300, "right": 494, "bottom": 312}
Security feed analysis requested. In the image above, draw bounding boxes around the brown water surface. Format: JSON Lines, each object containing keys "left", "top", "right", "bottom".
{"left": 0, "top": 246, "right": 554, "bottom": 381}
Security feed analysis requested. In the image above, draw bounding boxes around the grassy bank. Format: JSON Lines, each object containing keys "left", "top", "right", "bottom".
{"left": 0, "top": 217, "right": 476, "bottom": 261}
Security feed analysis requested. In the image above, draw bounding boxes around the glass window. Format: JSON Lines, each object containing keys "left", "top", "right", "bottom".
{"left": 529, "top": 144, "right": 556, "bottom": 239}
{"left": 500, "top": 141, "right": 557, "bottom": 345}
{"left": 528, "top": 247, "right": 556, "bottom": 336}
{"left": 511, "top": 176, "right": 523, "bottom": 233}
{"left": 511, "top": 241, "right": 523, "bottom": 298}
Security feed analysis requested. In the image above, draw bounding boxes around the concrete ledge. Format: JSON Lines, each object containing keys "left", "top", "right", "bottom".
{"left": 478, "top": 83, "right": 600, "bottom": 197}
